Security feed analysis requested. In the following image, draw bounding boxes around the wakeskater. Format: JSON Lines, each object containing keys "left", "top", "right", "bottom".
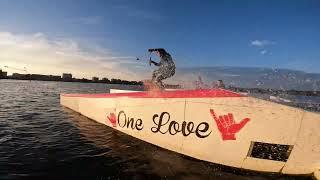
{"left": 145, "top": 48, "right": 176, "bottom": 90}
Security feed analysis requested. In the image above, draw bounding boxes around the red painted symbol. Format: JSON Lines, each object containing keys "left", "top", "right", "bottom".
{"left": 210, "top": 109, "right": 250, "bottom": 140}
{"left": 107, "top": 112, "right": 117, "bottom": 127}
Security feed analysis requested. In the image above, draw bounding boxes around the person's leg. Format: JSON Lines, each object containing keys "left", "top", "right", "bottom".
{"left": 154, "top": 74, "right": 165, "bottom": 89}
{"left": 152, "top": 69, "right": 160, "bottom": 82}
{"left": 155, "top": 68, "right": 175, "bottom": 89}
{"left": 149, "top": 69, "right": 163, "bottom": 90}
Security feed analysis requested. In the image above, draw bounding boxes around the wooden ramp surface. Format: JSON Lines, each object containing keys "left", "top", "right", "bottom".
{"left": 60, "top": 89, "right": 320, "bottom": 178}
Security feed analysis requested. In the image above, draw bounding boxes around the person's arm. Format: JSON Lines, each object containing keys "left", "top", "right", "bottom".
{"left": 150, "top": 60, "right": 160, "bottom": 66}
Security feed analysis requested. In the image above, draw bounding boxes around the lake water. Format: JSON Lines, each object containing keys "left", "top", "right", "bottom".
{"left": 0, "top": 80, "right": 313, "bottom": 180}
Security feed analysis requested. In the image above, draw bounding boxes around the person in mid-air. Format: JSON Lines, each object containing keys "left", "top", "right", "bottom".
{"left": 148, "top": 48, "right": 176, "bottom": 89}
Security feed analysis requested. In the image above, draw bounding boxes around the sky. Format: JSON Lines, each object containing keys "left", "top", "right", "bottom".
{"left": 0, "top": 0, "right": 319, "bottom": 80}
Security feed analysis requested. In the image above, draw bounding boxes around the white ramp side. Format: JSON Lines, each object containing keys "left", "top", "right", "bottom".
{"left": 60, "top": 89, "right": 320, "bottom": 178}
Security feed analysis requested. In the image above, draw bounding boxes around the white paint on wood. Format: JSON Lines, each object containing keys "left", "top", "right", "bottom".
{"left": 60, "top": 90, "right": 320, "bottom": 178}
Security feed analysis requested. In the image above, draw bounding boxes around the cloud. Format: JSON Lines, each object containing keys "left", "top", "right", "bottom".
{"left": 250, "top": 40, "right": 275, "bottom": 55}
{"left": 0, "top": 31, "right": 148, "bottom": 80}
{"left": 260, "top": 49, "right": 267, "bottom": 55}
{"left": 67, "top": 16, "right": 103, "bottom": 25}
{"left": 251, "top": 40, "right": 276, "bottom": 47}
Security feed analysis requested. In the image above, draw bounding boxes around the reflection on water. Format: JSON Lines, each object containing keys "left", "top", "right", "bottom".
{"left": 0, "top": 80, "right": 312, "bottom": 179}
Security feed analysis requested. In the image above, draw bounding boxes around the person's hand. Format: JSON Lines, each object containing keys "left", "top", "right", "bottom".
{"left": 210, "top": 109, "right": 250, "bottom": 140}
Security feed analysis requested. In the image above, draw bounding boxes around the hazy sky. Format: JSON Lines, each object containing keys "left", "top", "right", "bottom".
{"left": 0, "top": 0, "right": 319, "bottom": 80}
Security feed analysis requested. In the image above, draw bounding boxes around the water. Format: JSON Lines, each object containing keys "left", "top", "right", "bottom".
{"left": 0, "top": 80, "right": 313, "bottom": 180}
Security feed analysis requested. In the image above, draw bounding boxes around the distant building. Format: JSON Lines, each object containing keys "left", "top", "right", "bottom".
{"left": 79, "top": 78, "right": 90, "bottom": 83}
{"left": 49, "top": 75, "right": 61, "bottom": 81}
{"left": 30, "top": 74, "right": 61, "bottom": 81}
{"left": 92, "top": 77, "right": 99, "bottom": 82}
{"left": 12, "top": 73, "right": 27, "bottom": 79}
{"left": 0, "top": 70, "right": 7, "bottom": 79}
{"left": 62, "top": 73, "right": 72, "bottom": 81}
{"left": 12, "top": 73, "right": 19, "bottom": 78}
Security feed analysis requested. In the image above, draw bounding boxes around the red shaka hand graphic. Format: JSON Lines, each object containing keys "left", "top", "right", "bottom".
{"left": 210, "top": 109, "right": 250, "bottom": 140}
{"left": 107, "top": 113, "right": 117, "bottom": 127}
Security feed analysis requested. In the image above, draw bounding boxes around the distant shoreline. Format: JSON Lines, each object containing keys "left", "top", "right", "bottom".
{"left": 0, "top": 77, "right": 143, "bottom": 86}
{"left": 1, "top": 78, "right": 320, "bottom": 97}
{"left": 229, "top": 87, "right": 320, "bottom": 97}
